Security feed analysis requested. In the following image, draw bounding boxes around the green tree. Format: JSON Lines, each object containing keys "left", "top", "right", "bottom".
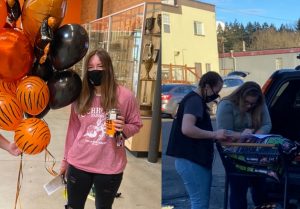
{"left": 296, "top": 18, "right": 300, "bottom": 31}
{"left": 217, "top": 20, "right": 300, "bottom": 52}
{"left": 261, "top": 22, "right": 269, "bottom": 30}
{"left": 216, "top": 23, "right": 225, "bottom": 53}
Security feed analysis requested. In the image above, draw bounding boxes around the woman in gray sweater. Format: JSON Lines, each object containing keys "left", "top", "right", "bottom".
{"left": 216, "top": 81, "right": 272, "bottom": 209}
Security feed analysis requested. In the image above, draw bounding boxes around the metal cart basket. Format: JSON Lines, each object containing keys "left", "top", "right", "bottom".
{"left": 216, "top": 137, "right": 298, "bottom": 209}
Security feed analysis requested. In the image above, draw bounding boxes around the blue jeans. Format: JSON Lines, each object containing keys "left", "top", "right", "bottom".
{"left": 175, "top": 158, "right": 212, "bottom": 209}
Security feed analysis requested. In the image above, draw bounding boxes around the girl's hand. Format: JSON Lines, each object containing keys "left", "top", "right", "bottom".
{"left": 114, "top": 115, "right": 125, "bottom": 132}
{"left": 241, "top": 128, "right": 254, "bottom": 136}
{"left": 7, "top": 142, "right": 22, "bottom": 156}
{"left": 59, "top": 162, "right": 68, "bottom": 176}
{"left": 214, "top": 129, "right": 232, "bottom": 142}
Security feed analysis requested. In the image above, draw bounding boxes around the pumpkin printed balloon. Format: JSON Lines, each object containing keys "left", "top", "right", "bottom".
{"left": 0, "top": 92, "right": 23, "bottom": 131}
{"left": 0, "top": 79, "right": 21, "bottom": 95}
{"left": 16, "top": 76, "right": 50, "bottom": 115}
{"left": 14, "top": 118, "right": 51, "bottom": 155}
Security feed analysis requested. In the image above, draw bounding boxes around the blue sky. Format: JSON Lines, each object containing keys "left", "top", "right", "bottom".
{"left": 200, "top": 0, "right": 300, "bottom": 28}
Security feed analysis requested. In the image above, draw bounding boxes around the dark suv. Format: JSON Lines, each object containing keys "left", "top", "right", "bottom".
{"left": 263, "top": 68, "right": 300, "bottom": 142}
{"left": 262, "top": 66, "right": 300, "bottom": 206}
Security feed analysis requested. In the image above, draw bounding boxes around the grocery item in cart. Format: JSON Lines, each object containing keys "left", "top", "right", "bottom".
{"left": 218, "top": 134, "right": 298, "bottom": 181}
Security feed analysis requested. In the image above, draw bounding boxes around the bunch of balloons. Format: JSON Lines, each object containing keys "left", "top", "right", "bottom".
{"left": 0, "top": 0, "right": 89, "bottom": 155}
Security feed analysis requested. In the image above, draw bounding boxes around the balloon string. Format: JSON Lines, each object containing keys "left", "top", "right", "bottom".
{"left": 44, "top": 148, "right": 58, "bottom": 176}
{"left": 14, "top": 153, "right": 23, "bottom": 209}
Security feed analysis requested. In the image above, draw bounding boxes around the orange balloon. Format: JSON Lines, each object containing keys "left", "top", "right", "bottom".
{"left": 16, "top": 76, "right": 50, "bottom": 115}
{"left": 21, "top": 0, "right": 67, "bottom": 45}
{"left": 0, "top": 28, "right": 34, "bottom": 81}
{"left": 0, "top": 92, "right": 23, "bottom": 131}
{"left": 0, "top": 0, "right": 7, "bottom": 28}
{"left": 0, "top": 79, "right": 21, "bottom": 95}
{"left": 14, "top": 118, "right": 51, "bottom": 155}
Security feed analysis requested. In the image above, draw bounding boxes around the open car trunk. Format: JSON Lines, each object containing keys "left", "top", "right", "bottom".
{"left": 268, "top": 80, "right": 300, "bottom": 141}
{"left": 263, "top": 69, "right": 300, "bottom": 204}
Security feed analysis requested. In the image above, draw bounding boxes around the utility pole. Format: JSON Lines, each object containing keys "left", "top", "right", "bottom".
{"left": 230, "top": 50, "right": 236, "bottom": 71}
{"left": 148, "top": 42, "right": 161, "bottom": 163}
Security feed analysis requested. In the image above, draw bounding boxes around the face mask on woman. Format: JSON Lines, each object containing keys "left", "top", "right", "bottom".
{"left": 205, "top": 86, "right": 220, "bottom": 103}
{"left": 205, "top": 92, "right": 219, "bottom": 103}
{"left": 87, "top": 70, "right": 104, "bottom": 86}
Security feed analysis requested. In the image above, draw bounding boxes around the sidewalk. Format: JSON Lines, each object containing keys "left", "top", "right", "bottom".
{"left": 0, "top": 106, "right": 161, "bottom": 209}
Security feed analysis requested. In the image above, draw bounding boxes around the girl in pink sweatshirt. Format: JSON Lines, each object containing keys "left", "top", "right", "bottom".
{"left": 60, "top": 49, "right": 142, "bottom": 209}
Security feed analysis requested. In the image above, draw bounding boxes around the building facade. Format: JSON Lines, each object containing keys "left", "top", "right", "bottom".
{"left": 162, "top": 0, "right": 219, "bottom": 83}
{"left": 219, "top": 48, "right": 300, "bottom": 86}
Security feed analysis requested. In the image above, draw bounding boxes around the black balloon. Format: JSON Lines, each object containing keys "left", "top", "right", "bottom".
{"left": 6, "top": 0, "right": 21, "bottom": 24}
{"left": 47, "top": 69, "right": 82, "bottom": 109}
{"left": 49, "top": 24, "right": 89, "bottom": 70}
{"left": 29, "top": 59, "right": 53, "bottom": 81}
{"left": 34, "top": 18, "right": 54, "bottom": 62}
{"left": 24, "top": 105, "right": 50, "bottom": 119}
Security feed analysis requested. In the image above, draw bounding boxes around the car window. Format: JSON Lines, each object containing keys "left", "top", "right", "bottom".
{"left": 270, "top": 82, "right": 289, "bottom": 107}
{"left": 171, "top": 85, "right": 194, "bottom": 94}
{"left": 223, "top": 79, "right": 243, "bottom": 88}
{"left": 182, "top": 86, "right": 194, "bottom": 94}
{"left": 173, "top": 87, "right": 182, "bottom": 93}
{"left": 294, "top": 90, "right": 300, "bottom": 108}
{"left": 174, "top": 86, "right": 187, "bottom": 94}
{"left": 267, "top": 79, "right": 300, "bottom": 141}
{"left": 162, "top": 85, "right": 176, "bottom": 93}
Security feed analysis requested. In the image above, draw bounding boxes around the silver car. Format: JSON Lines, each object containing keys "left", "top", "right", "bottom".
{"left": 161, "top": 83, "right": 196, "bottom": 118}
{"left": 209, "top": 75, "right": 245, "bottom": 115}
{"left": 161, "top": 76, "right": 244, "bottom": 118}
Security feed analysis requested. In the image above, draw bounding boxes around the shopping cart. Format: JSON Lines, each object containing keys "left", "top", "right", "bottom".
{"left": 216, "top": 135, "right": 299, "bottom": 209}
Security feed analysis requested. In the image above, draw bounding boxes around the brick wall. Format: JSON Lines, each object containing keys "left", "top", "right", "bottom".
{"left": 63, "top": 0, "right": 82, "bottom": 24}
{"left": 103, "top": 0, "right": 160, "bottom": 16}
{"left": 81, "top": 0, "right": 98, "bottom": 23}
{"left": 80, "top": 0, "right": 160, "bottom": 24}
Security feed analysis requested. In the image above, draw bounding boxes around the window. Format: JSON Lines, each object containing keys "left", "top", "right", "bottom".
{"left": 205, "top": 63, "right": 211, "bottom": 72}
{"left": 163, "top": 14, "right": 170, "bottom": 33}
{"left": 161, "top": 0, "right": 176, "bottom": 5}
{"left": 223, "top": 78, "right": 243, "bottom": 88}
{"left": 194, "top": 21, "right": 204, "bottom": 36}
{"left": 195, "top": 63, "right": 202, "bottom": 76}
{"left": 195, "top": 63, "right": 202, "bottom": 83}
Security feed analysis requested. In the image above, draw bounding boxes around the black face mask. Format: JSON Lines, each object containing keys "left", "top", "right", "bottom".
{"left": 205, "top": 86, "right": 219, "bottom": 103}
{"left": 87, "top": 70, "right": 104, "bottom": 86}
{"left": 205, "top": 93, "right": 219, "bottom": 103}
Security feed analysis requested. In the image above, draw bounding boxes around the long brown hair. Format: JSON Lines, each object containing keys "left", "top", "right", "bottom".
{"left": 76, "top": 49, "right": 118, "bottom": 114}
{"left": 224, "top": 81, "right": 264, "bottom": 130}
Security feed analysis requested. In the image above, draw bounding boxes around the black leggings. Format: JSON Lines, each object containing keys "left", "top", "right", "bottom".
{"left": 66, "top": 165, "right": 123, "bottom": 209}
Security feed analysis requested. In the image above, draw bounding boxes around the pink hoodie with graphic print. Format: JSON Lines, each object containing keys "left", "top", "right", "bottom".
{"left": 61, "top": 86, "right": 142, "bottom": 174}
